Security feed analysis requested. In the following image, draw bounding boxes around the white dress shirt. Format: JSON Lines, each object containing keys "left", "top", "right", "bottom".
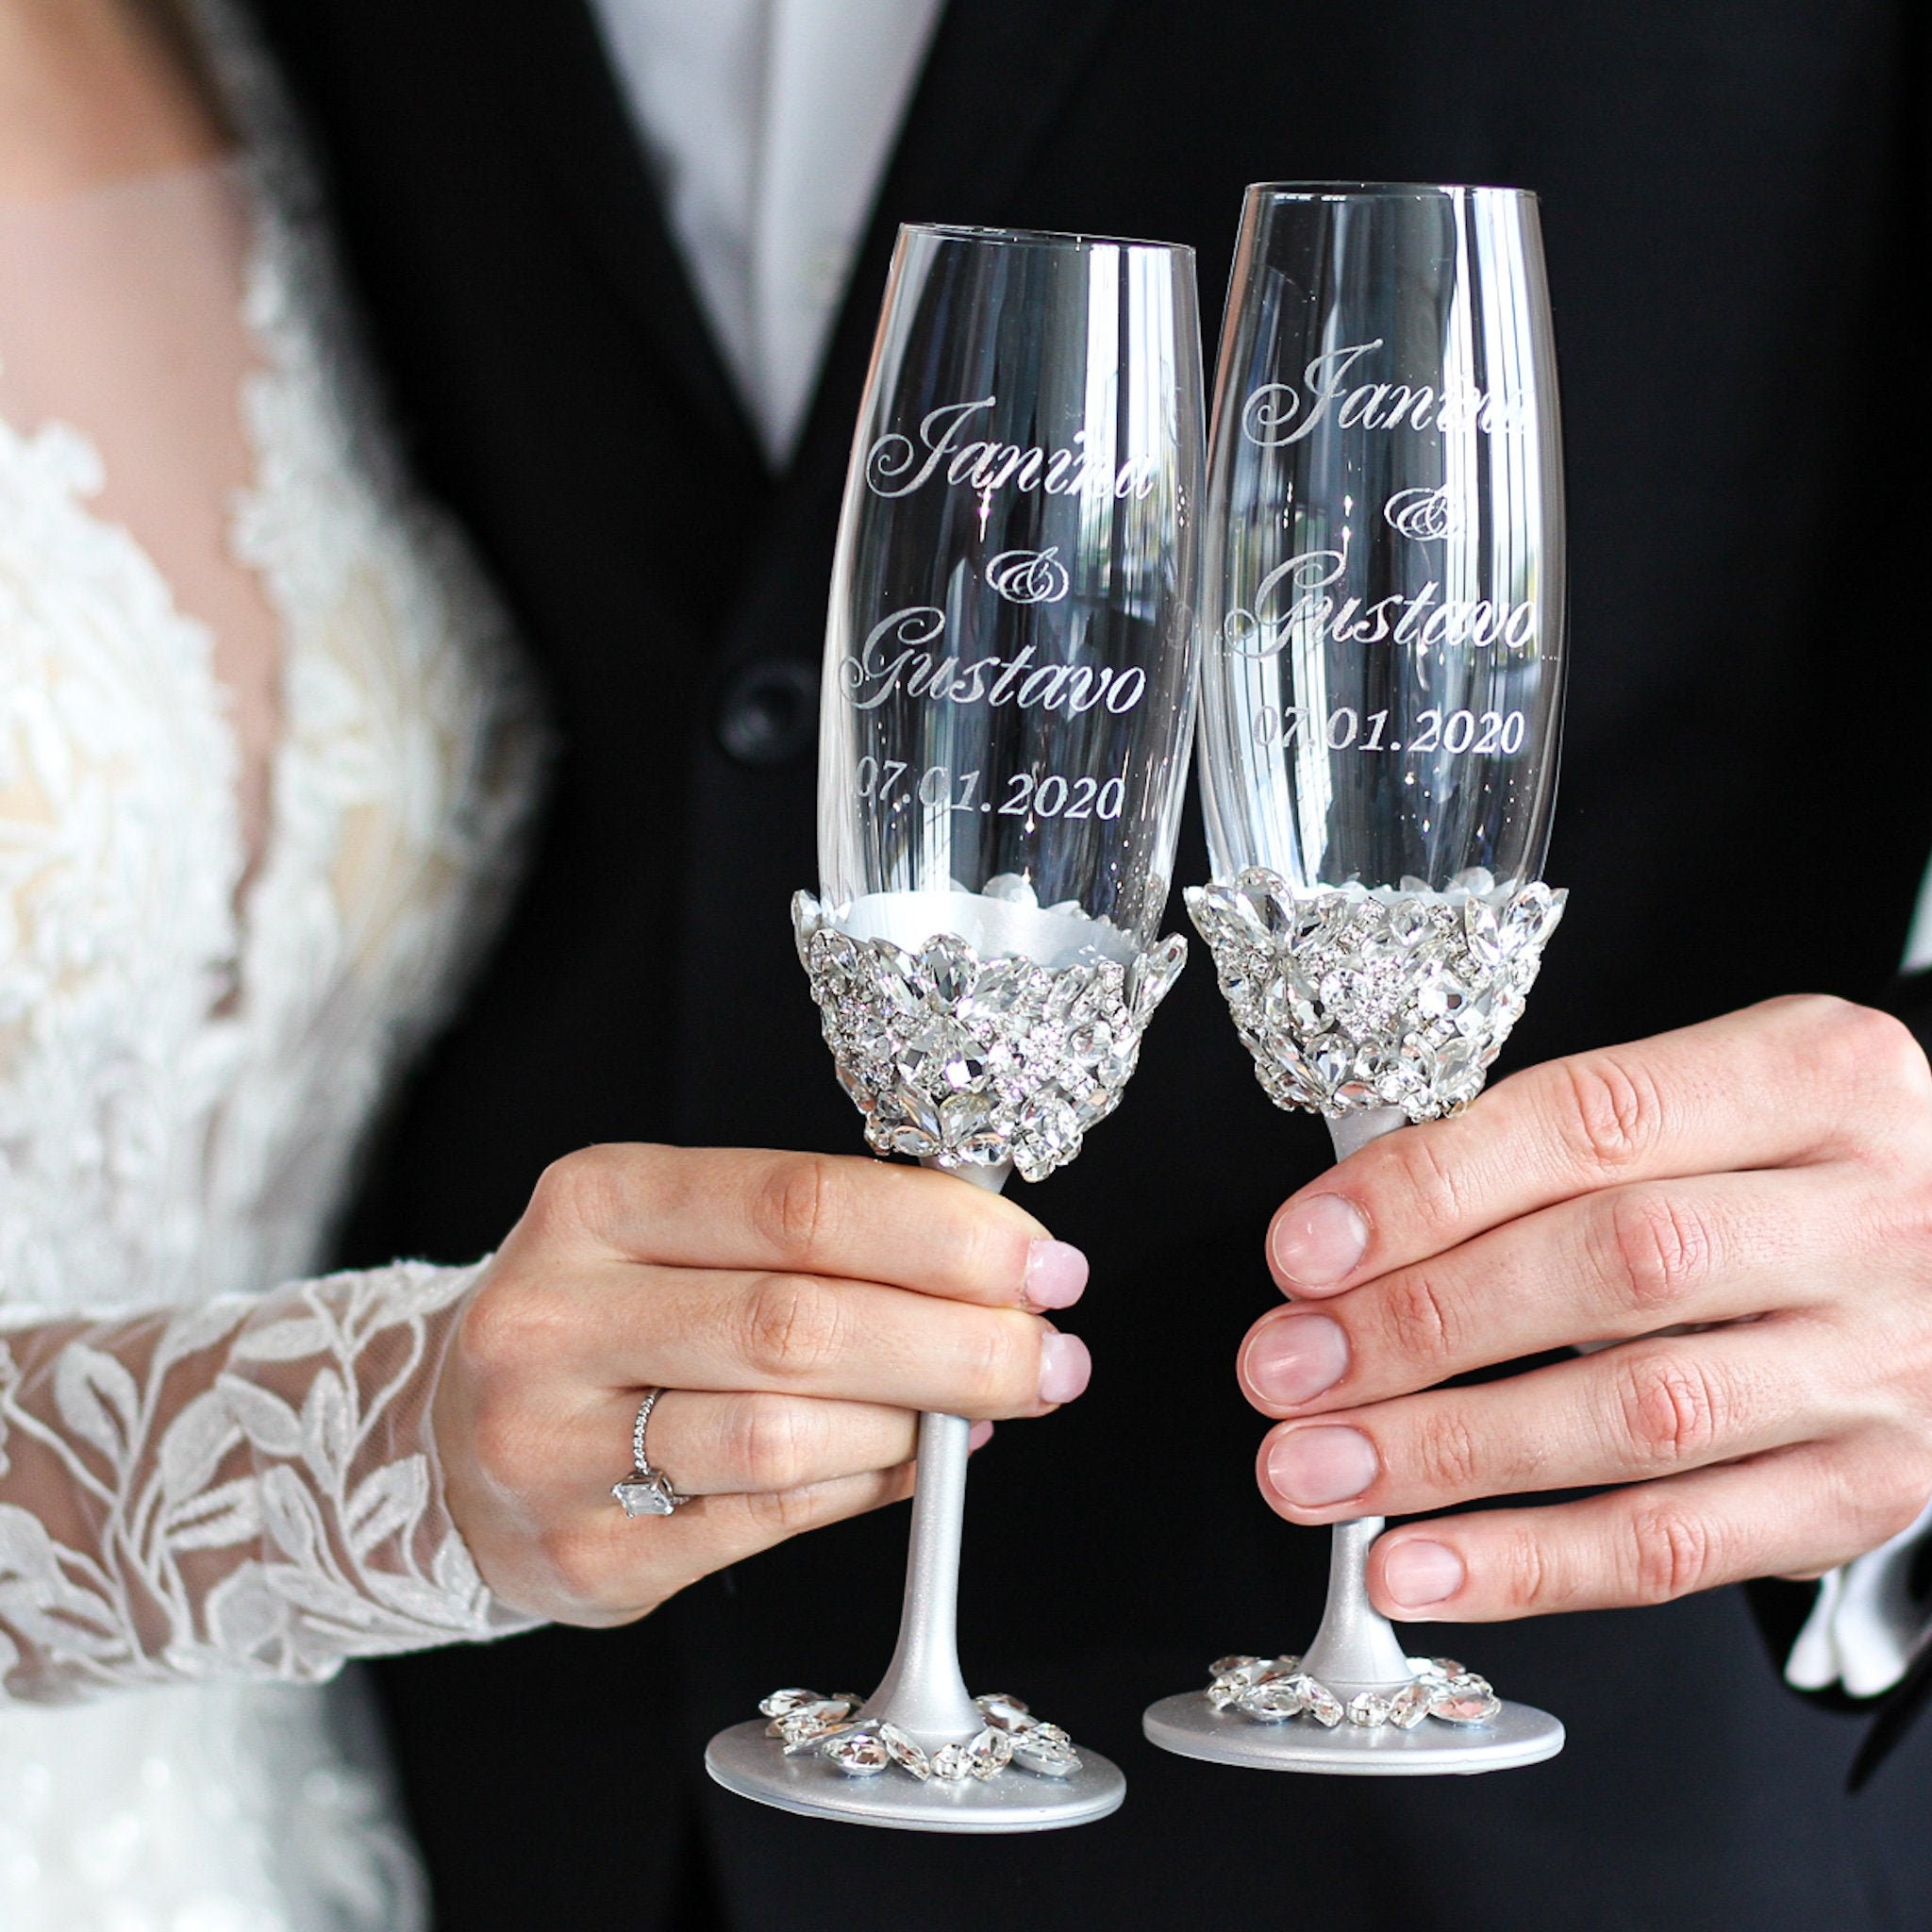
{"left": 585, "top": 0, "right": 1930, "bottom": 1705}
{"left": 1790, "top": 799, "right": 1932, "bottom": 1692}
{"left": 589, "top": 0, "right": 944, "bottom": 465}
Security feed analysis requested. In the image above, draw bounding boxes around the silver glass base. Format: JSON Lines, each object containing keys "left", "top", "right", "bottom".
{"left": 706, "top": 1720, "right": 1125, "bottom": 1831}
{"left": 1141, "top": 1690, "right": 1562, "bottom": 1776}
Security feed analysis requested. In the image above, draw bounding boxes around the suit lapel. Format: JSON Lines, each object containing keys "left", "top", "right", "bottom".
{"left": 486, "top": 0, "right": 762, "bottom": 466}
{"left": 723, "top": 0, "right": 1127, "bottom": 661}
{"left": 788, "top": 0, "right": 1128, "bottom": 487}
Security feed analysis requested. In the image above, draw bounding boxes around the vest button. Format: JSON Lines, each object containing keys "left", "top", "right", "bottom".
{"left": 715, "top": 658, "right": 819, "bottom": 765}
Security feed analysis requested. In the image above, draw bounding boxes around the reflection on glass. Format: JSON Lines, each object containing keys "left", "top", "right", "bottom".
{"left": 821, "top": 224, "right": 1201, "bottom": 962}
{"left": 1197, "top": 186, "right": 1565, "bottom": 895}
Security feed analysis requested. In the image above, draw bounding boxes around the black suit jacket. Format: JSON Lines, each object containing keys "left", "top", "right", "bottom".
{"left": 245, "top": 3, "right": 1932, "bottom": 1926}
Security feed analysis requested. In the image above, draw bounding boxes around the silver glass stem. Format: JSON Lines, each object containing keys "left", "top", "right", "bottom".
{"left": 861, "top": 1157, "right": 1011, "bottom": 1747}
{"left": 1326, "top": 1105, "right": 1407, "bottom": 1162}
{"left": 1299, "top": 1107, "right": 1416, "bottom": 1694}
{"left": 1297, "top": 1516, "right": 1414, "bottom": 1692}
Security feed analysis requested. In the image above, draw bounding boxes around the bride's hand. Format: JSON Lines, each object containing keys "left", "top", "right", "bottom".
{"left": 430, "top": 1145, "right": 1091, "bottom": 1624}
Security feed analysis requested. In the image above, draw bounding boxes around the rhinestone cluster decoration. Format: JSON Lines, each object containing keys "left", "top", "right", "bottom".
{"left": 793, "top": 891, "right": 1187, "bottom": 1182}
{"left": 1184, "top": 867, "right": 1566, "bottom": 1121}
{"left": 758, "top": 1689, "right": 1084, "bottom": 1783}
{"left": 1204, "top": 1654, "right": 1503, "bottom": 1731}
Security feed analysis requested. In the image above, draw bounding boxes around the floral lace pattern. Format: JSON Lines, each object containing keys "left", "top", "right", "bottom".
{"left": 0, "top": 1263, "right": 519, "bottom": 1701}
{"left": 0, "top": 4, "right": 545, "bottom": 1925}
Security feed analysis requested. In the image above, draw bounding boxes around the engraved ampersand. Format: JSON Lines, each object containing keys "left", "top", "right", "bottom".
{"left": 1382, "top": 486, "right": 1460, "bottom": 540}
{"left": 986, "top": 547, "right": 1070, "bottom": 605}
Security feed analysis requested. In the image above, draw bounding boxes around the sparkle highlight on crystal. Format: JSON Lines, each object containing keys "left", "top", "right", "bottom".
{"left": 793, "top": 891, "right": 1186, "bottom": 1181}
{"left": 1200, "top": 1654, "right": 1509, "bottom": 1732}
{"left": 747, "top": 1687, "right": 1088, "bottom": 1786}
{"left": 1184, "top": 868, "right": 1566, "bottom": 1120}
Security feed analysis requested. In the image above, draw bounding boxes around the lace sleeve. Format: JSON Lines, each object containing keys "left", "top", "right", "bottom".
{"left": 0, "top": 1260, "right": 538, "bottom": 1704}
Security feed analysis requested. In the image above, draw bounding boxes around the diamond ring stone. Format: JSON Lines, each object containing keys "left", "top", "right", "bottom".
{"left": 611, "top": 1387, "right": 689, "bottom": 1517}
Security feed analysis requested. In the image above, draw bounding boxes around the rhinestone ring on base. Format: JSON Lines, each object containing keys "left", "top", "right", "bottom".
{"left": 612, "top": 1388, "right": 688, "bottom": 1517}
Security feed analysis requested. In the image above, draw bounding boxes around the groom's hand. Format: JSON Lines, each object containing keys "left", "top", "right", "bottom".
{"left": 434, "top": 1146, "right": 1090, "bottom": 1624}
{"left": 1237, "top": 997, "right": 1932, "bottom": 1623}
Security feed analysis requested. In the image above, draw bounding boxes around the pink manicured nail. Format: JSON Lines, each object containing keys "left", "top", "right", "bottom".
{"left": 1270, "top": 1195, "right": 1369, "bottom": 1287}
{"left": 1038, "top": 1331, "right": 1091, "bottom": 1406}
{"left": 1265, "top": 1425, "right": 1377, "bottom": 1507}
{"left": 1381, "top": 1539, "right": 1465, "bottom": 1609}
{"left": 1246, "top": 1314, "right": 1349, "bottom": 1407}
{"left": 969, "top": 1420, "right": 995, "bottom": 1452}
{"left": 1024, "top": 1239, "right": 1090, "bottom": 1309}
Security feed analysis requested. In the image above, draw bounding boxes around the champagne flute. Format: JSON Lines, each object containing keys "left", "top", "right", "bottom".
{"left": 1143, "top": 183, "right": 1568, "bottom": 1774}
{"left": 707, "top": 222, "right": 1202, "bottom": 1830}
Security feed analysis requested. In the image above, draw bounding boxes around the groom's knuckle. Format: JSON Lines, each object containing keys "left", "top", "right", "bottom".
{"left": 524, "top": 1158, "right": 577, "bottom": 1236}
{"left": 1854, "top": 1434, "right": 1932, "bottom": 1543}
{"left": 1617, "top": 1351, "right": 1725, "bottom": 1467}
{"left": 1491, "top": 1524, "right": 1551, "bottom": 1613}
{"left": 1850, "top": 1006, "right": 1929, "bottom": 1106}
{"left": 1555, "top": 1051, "right": 1662, "bottom": 1178}
{"left": 1382, "top": 1268, "right": 1463, "bottom": 1360}
{"left": 1810, "top": 994, "right": 1887, "bottom": 1066}
{"left": 1410, "top": 1405, "right": 1484, "bottom": 1495}
{"left": 1603, "top": 1190, "right": 1713, "bottom": 1313}
{"left": 1626, "top": 1502, "right": 1717, "bottom": 1603}
{"left": 1889, "top": 1176, "right": 1932, "bottom": 1274}
{"left": 1870, "top": 1475, "right": 1928, "bottom": 1546}
{"left": 1386, "top": 1130, "right": 1467, "bottom": 1243}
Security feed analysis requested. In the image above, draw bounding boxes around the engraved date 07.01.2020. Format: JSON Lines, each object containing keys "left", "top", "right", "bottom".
{"left": 854, "top": 758, "right": 1126, "bottom": 822}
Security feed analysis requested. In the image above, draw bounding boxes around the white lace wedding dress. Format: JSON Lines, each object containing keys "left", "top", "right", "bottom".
{"left": 0, "top": 16, "right": 544, "bottom": 1930}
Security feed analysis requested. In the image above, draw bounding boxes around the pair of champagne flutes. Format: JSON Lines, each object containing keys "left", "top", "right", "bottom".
{"left": 707, "top": 183, "right": 1571, "bottom": 1830}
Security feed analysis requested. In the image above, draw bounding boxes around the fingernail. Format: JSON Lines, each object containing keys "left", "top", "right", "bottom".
{"left": 1024, "top": 1239, "right": 1089, "bottom": 1309}
{"left": 1246, "top": 1315, "right": 1349, "bottom": 1407}
{"left": 969, "top": 1420, "right": 995, "bottom": 1452}
{"left": 1038, "top": 1331, "right": 1091, "bottom": 1406}
{"left": 1270, "top": 1195, "right": 1369, "bottom": 1287}
{"left": 1381, "top": 1539, "right": 1465, "bottom": 1609}
{"left": 1265, "top": 1425, "right": 1377, "bottom": 1507}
